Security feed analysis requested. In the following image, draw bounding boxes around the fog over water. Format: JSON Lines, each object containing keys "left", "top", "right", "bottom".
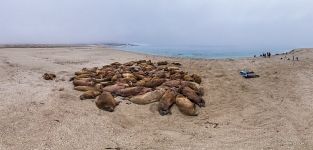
{"left": 1, "top": 0, "right": 313, "bottom": 49}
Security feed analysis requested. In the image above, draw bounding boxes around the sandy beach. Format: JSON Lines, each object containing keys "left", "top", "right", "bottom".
{"left": 0, "top": 46, "right": 312, "bottom": 150}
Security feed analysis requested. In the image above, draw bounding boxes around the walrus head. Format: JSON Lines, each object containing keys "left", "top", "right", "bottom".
{"left": 102, "top": 106, "right": 115, "bottom": 112}
{"left": 159, "top": 108, "right": 171, "bottom": 116}
{"left": 198, "top": 98, "right": 206, "bottom": 107}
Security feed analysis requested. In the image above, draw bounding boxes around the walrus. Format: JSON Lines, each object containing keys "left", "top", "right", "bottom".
{"left": 168, "top": 66, "right": 180, "bottom": 71}
{"left": 176, "top": 95, "right": 198, "bottom": 116}
{"left": 181, "top": 86, "right": 205, "bottom": 107}
{"left": 110, "top": 62, "right": 122, "bottom": 66}
{"left": 75, "top": 73, "right": 95, "bottom": 79}
{"left": 122, "top": 73, "right": 135, "bottom": 79}
{"left": 92, "top": 77, "right": 112, "bottom": 83}
{"left": 146, "top": 65, "right": 156, "bottom": 71}
{"left": 111, "top": 74, "right": 122, "bottom": 82}
{"left": 181, "top": 81, "right": 204, "bottom": 96}
{"left": 162, "top": 80, "right": 182, "bottom": 88}
{"left": 158, "top": 89, "right": 177, "bottom": 116}
{"left": 136, "top": 60, "right": 147, "bottom": 64}
{"left": 118, "top": 77, "right": 137, "bottom": 85}
{"left": 74, "top": 86, "right": 97, "bottom": 92}
{"left": 155, "top": 85, "right": 170, "bottom": 91}
{"left": 43, "top": 73, "right": 56, "bottom": 80}
{"left": 96, "top": 91, "right": 119, "bottom": 112}
{"left": 146, "top": 60, "right": 153, "bottom": 65}
{"left": 115, "top": 87, "right": 146, "bottom": 97}
{"left": 99, "top": 81, "right": 115, "bottom": 87}
{"left": 144, "top": 77, "right": 166, "bottom": 88}
{"left": 133, "top": 73, "right": 145, "bottom": 80}
{"left": 130, "top": 88, "right": 166, "bottom": 105}
{"left": 82, "top": 67, "right": 98, "bottom": 72}
{"left": 154, "top": 71, "right": 166, "bottom": 78}
{"left": 75, "top": 68, "right": 96, "bottom": 76}
{"left": 135, "top": 78, "right": 151, "bottom": 86}
{"left": 172, "top": 62, "right": 182, "bottom": 66}
{"left": 124, "top": 61, "right": 135, "bottom": 66}
{"left": 73, "top": 79, "right": 94, "bottom": 86}
{"left": 102, "top": 83, "right": 128, "bottom": 93}
{"left": 80, "top": 90, "right": 101, "bottom": 100}
{"left": 183, "top": 75, "right": 194, "bottom": 82}
{"left": 170, "top": 73, "right": 184, "bottom": 80}
{"left": 72, "top": 78, "right": 92, "bottom": 82}
{"left": 157, "top": 61, "right": 168, "bottom": 66}
{"left": 75, "top": 71, "right": 91, "bottom": 76}
{"left": 191, "top": 74, "right": 202, "bottom": 84}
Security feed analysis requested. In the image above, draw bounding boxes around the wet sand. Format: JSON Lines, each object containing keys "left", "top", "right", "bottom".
{"left": 0, "top": 46, "right": 312, "bottom": 149}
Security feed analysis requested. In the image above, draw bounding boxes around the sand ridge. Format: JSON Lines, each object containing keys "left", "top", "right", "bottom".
{"left": 0, "top": 46, "right": 312, "bottom": 149}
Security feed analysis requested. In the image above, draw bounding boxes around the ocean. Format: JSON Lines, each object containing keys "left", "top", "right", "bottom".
{"left": 118, "top": 44, "right": 292, "bottom": 59}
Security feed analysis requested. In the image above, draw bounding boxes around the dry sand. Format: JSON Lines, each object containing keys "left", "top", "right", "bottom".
{"left": 0, "top": 46, "right": 312, "bottom": 150}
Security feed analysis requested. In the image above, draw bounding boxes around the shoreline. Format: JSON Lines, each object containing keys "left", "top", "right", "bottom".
{"left": 0, "top": 44, "right": 295, "bottom": 60}
{"left": 0, "top": 46, "right": 312, "bottom": 149}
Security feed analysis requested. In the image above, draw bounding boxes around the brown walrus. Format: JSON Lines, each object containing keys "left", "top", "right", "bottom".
{"left": 96, "top": 91, "right": 119, "bottom": 112}
{"left": 144, "top": 77, "right": 166, "bottom": 88}
{"left": 136, "top": 60, "right": 147, "bottom": 64}
{"left": 124, "top": 61, "right": 135, "bottom": 66}
{"left": 92, "top": 77, "right": 112, "bottom": 83}
{"left": 170, "top": 73, "right": 184, "bottom": 80}
{"left": 75, "top": 71, "right": 91, "bottom": 76}
{"left": 115, "top": 87, "right": 146, "bottom": 97}
{"left": 181, "top": 86, "right": 205, "bottom": 107}
{"left": 154, "top": 71, "right": 166, "bottom": 78}
{"left": 133, "top": 73, "right": 145, "bottom": 80}
{"left": 110, "top": 62, "right": 122, "bottom": 66}
{"left": 118, "top": 77, "right": 137, "bottom": 85}
{"left": 157, "top": 61, "right": 168, "bottom": 66}
{"left": 122, "top": 73, "right": 135, "bottom": 79}
{"left": 162, "top": 80, "right": 182, "bottom": 88}
{"left": 75, "top": 68, "right": 96, "bottom": 75}
{"left": 43, "top": 73, "right": 56, "bottom": 80}
{"left": 172, "top": 62, "right": 182, "bottom": 66}
{"left": 183, "top": 75, "right": 194, "bottom": 82}
{"left": 73, "top": 79, "right": 94, "bottom": 86}
{"left": 130, "top": 88, "right": 166, "bottom": 105}
{"left": 135, "top": 77, "right": 151, "bottom": 86}
{"left": 142, "top": 65, "right": 155, "bottom": 71}
{"left": 82, "top": 67, "right": 98, "bottom": 72}
{"left": 176, "top": 95, "right": 198, "bottom": 116}
{"left": 111, "top": 73, "right": 122, "bottom": 82}
{"left": 158, "top": 89, "right": 177, "bottom": 116}
{"left": 102, "top": 83, "right": 128, "bottom": 93}
{"left": 74, "top": 86, "right": 97, "bottom": 92}
{"left": 75, "top": 73, "right": 95, "bottom": 79}
{"left": 80, "top": 90, "right": 101, "bottom": 100}
{"left": 181, "top": 81, "right": 204, "bottom": 96}
{"left": 191, "top": 74, "right": 202, "bottom": 84}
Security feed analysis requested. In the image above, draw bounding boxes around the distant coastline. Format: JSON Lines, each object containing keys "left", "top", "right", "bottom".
{"left": 118, "top": 44, "right": 294, "bottom": 59}
{"left": 0, "top": 43, "right": 137, "bottom": 48}
{"left": 0, "top": 43, "right": 295, "bottom": 59}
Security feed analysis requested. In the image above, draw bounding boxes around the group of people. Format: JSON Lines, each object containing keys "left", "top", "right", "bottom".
{"left": 253, "top": 51, "right": 300, "bottom": 61}
{"left": 260, "top": 52, "right": 272, "bottom": 58}
{"left": 254, "top": 52, "right": 272, "bottom": 58}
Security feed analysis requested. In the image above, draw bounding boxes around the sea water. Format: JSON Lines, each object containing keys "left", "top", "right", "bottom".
{"left": 118, "top": 44, "right": 292, "bottom": 59}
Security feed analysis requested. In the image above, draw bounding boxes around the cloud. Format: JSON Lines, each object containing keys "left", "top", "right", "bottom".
{"left": 0, "top": 0, "right": 312, "bottom": 48}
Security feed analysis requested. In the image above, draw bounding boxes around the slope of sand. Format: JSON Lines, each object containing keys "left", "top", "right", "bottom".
{"left": 0, "top": 46, "right": 312, "bottom": 149}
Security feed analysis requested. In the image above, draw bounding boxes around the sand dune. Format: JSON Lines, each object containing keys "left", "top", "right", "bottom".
{"left": 0, "top": 46, "right": 312, "bottom": 149}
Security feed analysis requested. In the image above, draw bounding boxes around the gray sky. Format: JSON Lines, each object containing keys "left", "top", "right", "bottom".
{"left": 0, "top": 0, "right": 313, "bottom": 48}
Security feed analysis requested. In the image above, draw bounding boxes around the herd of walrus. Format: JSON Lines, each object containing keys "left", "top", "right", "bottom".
{"left": 44, "top": 60, "right": 206, "bottom": 116}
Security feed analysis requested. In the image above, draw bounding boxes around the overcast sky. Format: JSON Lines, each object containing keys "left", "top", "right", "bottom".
{"left": 0, "top": 0, "right": 313, "bottom": 48}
